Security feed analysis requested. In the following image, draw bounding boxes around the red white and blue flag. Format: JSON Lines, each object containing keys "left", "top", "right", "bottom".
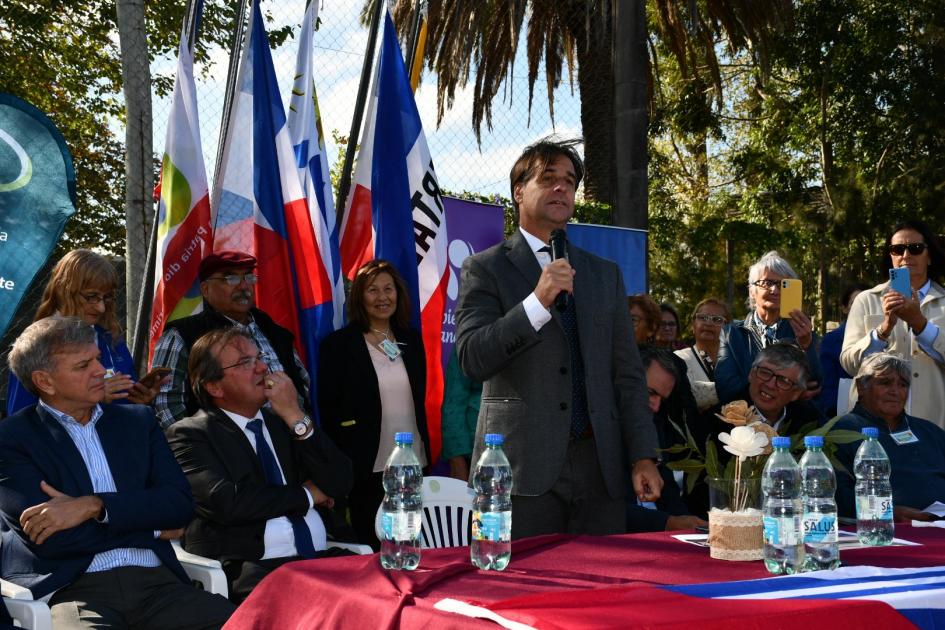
{"left": 435, "top": 564, "right": 945, "bottom": 629}
{"left": 211, "top": 0, "right": 333, "bottom": 410}
{"left": 149, "top": 0, "right": 213, "bottom": 363}
{"left": 340, "top": 11, "right": 450, "bottom": 461}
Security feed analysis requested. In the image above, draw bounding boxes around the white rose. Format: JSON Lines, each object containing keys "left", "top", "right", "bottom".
{"left": 718, "top": 425, "right": 769, "bottom": 461}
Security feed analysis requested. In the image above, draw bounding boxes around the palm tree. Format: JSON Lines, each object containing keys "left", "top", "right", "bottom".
{"left": 373, "top": 0, "right": 792, "bottom": 213}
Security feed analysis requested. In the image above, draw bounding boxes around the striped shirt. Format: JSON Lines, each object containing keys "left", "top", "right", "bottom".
{"left": 39, "top": 401, "right": 161, "bottom": 573}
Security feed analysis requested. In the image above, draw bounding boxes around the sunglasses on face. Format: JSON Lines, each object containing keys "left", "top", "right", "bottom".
{"left": 207, "top": 273, "right": 258, "bottom": 286}
{"left": 888, "top": 243, "right": 927, "bottom": 257}
{"left": 695, "top": 314, "right": 726, "bottom": 325}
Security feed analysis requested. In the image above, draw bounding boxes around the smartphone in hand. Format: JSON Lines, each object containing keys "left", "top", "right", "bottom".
{"left": 889, "top": 267, "right": 911, "bottom": 296}
{"left": 779, "top": 279, "right": 802, "bottom": 318}
{"left": 139, "top": 366, "right": 171, "bottom": 389}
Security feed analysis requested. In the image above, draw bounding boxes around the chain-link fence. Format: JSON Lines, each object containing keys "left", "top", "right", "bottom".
{"left": 1, "top": 0, "right": 592, "bottom": 413}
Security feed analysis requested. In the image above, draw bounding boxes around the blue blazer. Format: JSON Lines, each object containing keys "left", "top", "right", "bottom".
{"left": 0, "top": 403, "right": 193, "bottom": 598}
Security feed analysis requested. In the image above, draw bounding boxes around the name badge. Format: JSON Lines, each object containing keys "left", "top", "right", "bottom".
{"left": 890, "top": 429, "right": 919, "bottom": 445}
{"left": 379, "top": 338, "right": 402, "bottom": 361}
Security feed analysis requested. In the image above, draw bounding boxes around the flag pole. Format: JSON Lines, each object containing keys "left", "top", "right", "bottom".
{"left": 211, "top": 0, "right": 251, "bottom": 204}
{"left": 336, "top": 0, "right": 384, "bottom": 219}
{"left": 405, "top": 0, "right": 427, "bottom": 92}
{"left": 131, "top": 0, "right": 201, "bottom": 369}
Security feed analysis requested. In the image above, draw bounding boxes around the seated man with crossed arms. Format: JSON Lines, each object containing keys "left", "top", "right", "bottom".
{"left": 0, "top": 316, "right": 234, "bottom": 629}
{"left": 166, "top": 328, "right": 353, "bottom": 603}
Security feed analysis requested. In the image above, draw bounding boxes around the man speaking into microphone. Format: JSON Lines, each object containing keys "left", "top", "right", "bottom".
{"left": 455, "top": 137, "right": 662, "bottom": 538}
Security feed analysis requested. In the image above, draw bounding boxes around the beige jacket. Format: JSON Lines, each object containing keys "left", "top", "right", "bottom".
{"left": 840, "top": 280, "right": 945, "bottom": 428}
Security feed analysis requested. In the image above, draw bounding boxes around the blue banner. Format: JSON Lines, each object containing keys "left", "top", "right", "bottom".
{"left": 567, "top": 223, "right": 647, "bottom": 294}
{"left": 0, "top": 93, "right": 76, "bottom": 338}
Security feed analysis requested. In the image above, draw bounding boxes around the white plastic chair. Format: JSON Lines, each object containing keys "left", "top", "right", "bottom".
{"left": 0, "top": 544, "right": 228, "bottom": 629}
{"left": 374, "top": 476, "right": 476, "bottom": 548}
{"left": 1, "top": 579, "right": 52, "bottom": 630}
{"left": 172, "top": 541, "right": 229, "bottom": 598}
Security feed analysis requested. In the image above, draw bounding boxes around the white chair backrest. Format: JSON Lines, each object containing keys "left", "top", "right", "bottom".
{"left": 374, "top": 476, "right": 475, "bottom": 548}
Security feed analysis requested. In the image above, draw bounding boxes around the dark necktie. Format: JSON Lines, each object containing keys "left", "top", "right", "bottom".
{"left": 539, "top": 247, "right": 590, "bottom": 439}
{"left": 246, "top": 419, "right": 317, "bottom": 559}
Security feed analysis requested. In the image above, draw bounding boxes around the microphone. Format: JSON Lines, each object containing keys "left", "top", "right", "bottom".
{"left": 549, "top": 229, "right": 570, "bottom": 311}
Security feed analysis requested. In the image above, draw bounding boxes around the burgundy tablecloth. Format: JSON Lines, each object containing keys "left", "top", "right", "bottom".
{"left": 225, "top": 525, "right": 945, "bottom": 629}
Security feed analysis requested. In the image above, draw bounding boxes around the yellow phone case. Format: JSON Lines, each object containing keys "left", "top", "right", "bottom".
{"left": 779, "top": 279, "right": 803, "bottom": 318}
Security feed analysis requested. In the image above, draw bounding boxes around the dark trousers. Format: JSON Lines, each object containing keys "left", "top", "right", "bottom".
{"left": 48, "top": 565, "right": 235, "bottom": 630}
{"left": 511, "top": 436, "right": 625, "bottom": 539}
{"left": 347, "top": 471, "right": 384, "bottom": 551}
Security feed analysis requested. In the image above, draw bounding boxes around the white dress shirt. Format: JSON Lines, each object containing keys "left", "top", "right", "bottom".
{"left": 220, "top": 410, "right": 327, "bottom": 559}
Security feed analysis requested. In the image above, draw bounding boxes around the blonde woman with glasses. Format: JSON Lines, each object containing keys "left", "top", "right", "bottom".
{"left": 5, "top": 249, "right": 162, "bottom": 414}
{"left": 674, "top": 298, "right": 732, "bottom": 411}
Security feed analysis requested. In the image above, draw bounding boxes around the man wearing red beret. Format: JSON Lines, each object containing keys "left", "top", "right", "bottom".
{"left": 151, "top": 251, "right": 311, "bottom": 428}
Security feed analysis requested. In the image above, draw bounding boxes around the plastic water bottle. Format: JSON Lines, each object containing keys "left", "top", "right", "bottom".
{"left": 471, "top": 433, "right": 513, "bottom": 571}
{"left": 379, "top": 432, "right": 423, "bottom": 570}
{"left": 799, "top": 435, "right": 840, "bottom": 571}
{"left": 854, "top": 427, "right": 894, "bottom": 545}
{"left": 762, "top": 436, "right": 803, "bottom": 574}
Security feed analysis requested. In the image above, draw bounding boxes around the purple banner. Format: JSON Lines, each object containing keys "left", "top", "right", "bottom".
{"left": 441, "top": 196, "right": 505, "bottom": 369}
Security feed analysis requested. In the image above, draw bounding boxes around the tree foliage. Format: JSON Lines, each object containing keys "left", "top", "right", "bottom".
{"left": 0, "top": 0, "right": 292, "bottom": 255}
{"left": 646, "top": 0, "right": 945, "bottom": 328}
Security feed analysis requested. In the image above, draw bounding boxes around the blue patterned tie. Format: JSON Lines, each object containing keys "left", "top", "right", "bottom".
{"left": 246, "top": 419, "right": 317, "bottom": 558}
{"left": 558, "top": 288, "right": 591, "bottom": 438}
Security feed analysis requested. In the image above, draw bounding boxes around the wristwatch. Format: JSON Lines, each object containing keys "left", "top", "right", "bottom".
{"left": 292, "top": 415, "right": 313, "bottom": 438}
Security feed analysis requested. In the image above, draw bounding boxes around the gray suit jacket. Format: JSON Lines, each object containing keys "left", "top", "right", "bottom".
{"left": 455, "top": 230, "right": 658, "bottom": 498}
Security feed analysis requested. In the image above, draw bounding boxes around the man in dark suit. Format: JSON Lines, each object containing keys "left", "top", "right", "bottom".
{"left": 0, "top": 316, "right": 234, "bottom": 628}
{"left": 455, "top": 137, "right": 663, "bottom": 538}
{"left": 166, "top": 328, "right": 353, "bottom": 603}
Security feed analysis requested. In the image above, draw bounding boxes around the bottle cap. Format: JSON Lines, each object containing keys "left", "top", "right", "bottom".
{"left": 394, "top": 432, "right": 414, "bottom": 444}
{"left": 862, "top": 427, "right": 879, "bottom": 439}
{"left": 771, "top": 436, "right": 791, "bottom": 449}
{"left": 484, "top": 433, "right": 504, "bottom": 446}
{"left": 804, "top": 435, "right": 824, "bottom": 448}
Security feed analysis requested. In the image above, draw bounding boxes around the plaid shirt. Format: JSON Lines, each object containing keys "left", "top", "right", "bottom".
{"left": 152, "top": 314, "right": 310, "bottom": 428}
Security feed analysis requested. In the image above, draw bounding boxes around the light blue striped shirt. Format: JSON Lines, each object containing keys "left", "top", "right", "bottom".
{"left": 39, "top": 401, "right": 161, "bottom": 573}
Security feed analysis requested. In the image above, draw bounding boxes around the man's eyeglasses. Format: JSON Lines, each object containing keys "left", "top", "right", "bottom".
{"left": 222, "top": 352, "right": 269, "bottom": 371}
{"left": 695, "top": 314, "right": 726, "bottom": 325}
{"left": 207, "top": 273, "right": 258, "bottom": 286}
{"left": 888, "top": 243, "right": 927, "bottom": 257}
{"left": 753, "top": 365, "right": 799, "bottom": 391}
{"left": 751, "top": 279, "right": 780, "bottom": 290}
{"left": 78, "top": 292, "right": 115, "bottom": 305}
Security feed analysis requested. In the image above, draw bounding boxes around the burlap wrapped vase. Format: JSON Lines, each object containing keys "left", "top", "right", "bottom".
{"left": 707, "top": 477, "right": 763, "bottom": 561}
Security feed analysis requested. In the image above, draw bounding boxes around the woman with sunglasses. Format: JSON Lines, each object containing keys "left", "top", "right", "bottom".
{"left": 715, "top": 250, "right": 823, "bottom": 405}
{"left": 841, "top": 220, "right": 945, "bottom": 427}
{"left": 5, "top": 249, "right": 161, "bottom": 415}
{"left": 674, "top": 298, "right": 732, "bottom": 411}
{"left": 318, "top": 260, "right": 430, "bottom": 550}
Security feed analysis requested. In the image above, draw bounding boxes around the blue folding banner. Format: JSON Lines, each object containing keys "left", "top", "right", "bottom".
{"left": 0, "top": 93, "right": 77, "bottom": 338}
{"left": 568, "top": 223, "right": 647, "bottom": 295}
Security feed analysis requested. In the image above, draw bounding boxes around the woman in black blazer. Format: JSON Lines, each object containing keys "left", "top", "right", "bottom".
{"left": 318, "top": 260, "right": 430, "bottom": 549}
